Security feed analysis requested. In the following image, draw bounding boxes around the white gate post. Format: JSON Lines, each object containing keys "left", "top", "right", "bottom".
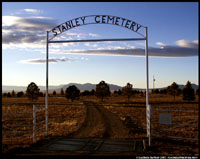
{"left": 145, "top": 27, "right": 151, "bottom": 146}
{"left": 45, "top": 31, "right": 49, "bottom": 136}
{"left": 33, "top": 104, "right": 36, "bottom": 143}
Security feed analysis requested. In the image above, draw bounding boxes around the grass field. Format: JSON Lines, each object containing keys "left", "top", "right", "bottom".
{"left": 2, "top": 93, "right": 199, "bottom": 155}
{"left": 2, "top": 97, "right": 86, "bottom": 153}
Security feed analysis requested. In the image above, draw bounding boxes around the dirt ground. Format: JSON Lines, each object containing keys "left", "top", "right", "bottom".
{"left": 71, "top": 101, "right": 132, "bottom": 139}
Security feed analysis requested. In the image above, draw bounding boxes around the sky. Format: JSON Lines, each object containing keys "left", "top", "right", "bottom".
{"left": 2, "top": 2, "right": 199, "bottom": 89}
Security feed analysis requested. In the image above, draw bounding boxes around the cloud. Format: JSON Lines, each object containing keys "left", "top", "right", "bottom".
{"left": 176, "top": 39, "right": 198, "bottom": 48}
{"left": 88, "top": 33, "right": 99, "bottom": 37}
{"left": 2, "top": 15, "right": 58, "bottom": 48}
{"left": 19, "top": 56, "right": 88, "bottom": 64}
{"left": 13, "top": 9, "right": 43, "bottom": 15}
{"left": 2, "top": 15, "right": 198, "bottom": 58}
{"left": 23, "top": 9, "right": 41, "bottom": 14}
{"left": 61, "top": 40, "right": 198, "bottom": 57}
{"left": 156, "top": 42, "right": 167, "bottom": 47}
{"left": 192, "top": 40, "right": 198, "bottom": 44}
{"left": 2, "top": 15, "right": 96, "bottom": 50}
{"left": 19, "top": 57, "right": 72, "bottom": 64}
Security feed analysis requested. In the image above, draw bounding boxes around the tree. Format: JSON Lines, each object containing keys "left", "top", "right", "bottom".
{"left": 114, "top": 89, "right": 122, "bottom": 96}
{"left": 160, "top": 89, "right": 166, "bottom": 94}
{"left": 154, "top": 89, "right": 160, "bottom": 94}
{"left": 39, "top": 92, "right": 44, "bottom": 97}
{"left": 113, "top": 90, "right": 118, "bottom": 96}
{"left": 7, "top": 92, "right": 11, "bottom": 97}
{"left": 196, "top": 88, "right": 199, "bottom": 95}
{"left": 53, "top": 90, "right": 56, "bottom": 96}
{"left": 17, "top": 91, "right": 24, "bottom": 97}
{"left": 122, "top": 83, "right": 133, "bottom": 102}
{"left": 60, "top": 88, "right": 64, "bottom": 96}
{"left": 81, "top": 90, "right": 91, "bottom": 97}
{"left": 65, "top": 85, "right": 80, "bottom": 102}
{"left": 182, "top": 81, "right": 195, "bottom": 101}
{"left": 11, "top": 90, "right": 16, "bottom": 97}
{"left": 3, "top": 93, "right": 7, "bottom": 97}
{"left": 140, "top": 91, "right": 144, "bottom": 97}
{"left": 90, "top": 89, "right": 95, "bottom": 95}
{"left": 26, "top": 82, "right": 40, "bottom": 102}
{"left": 167, "top": 82, "right": 181, "bottom": 100}
{"left": 95, "top": 81, "right": 110, "bottom": 102}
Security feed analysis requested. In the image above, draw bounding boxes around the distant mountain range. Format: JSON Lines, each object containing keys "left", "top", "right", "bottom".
{"left": 2, "top": 83, "right": 199, "bottom": 92}
{"left": 2, "top": 83, "right": 122, "bottom": 92}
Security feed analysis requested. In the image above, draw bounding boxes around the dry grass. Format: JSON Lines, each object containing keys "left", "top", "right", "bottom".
{"left": 2, "top": 97, "right": 86, "bottom": 153}
{"left": 2, "top": 94, "right": 199, "bottom": 155}
{"left": 100, "top": 94, "right": 199, "bottom": 155}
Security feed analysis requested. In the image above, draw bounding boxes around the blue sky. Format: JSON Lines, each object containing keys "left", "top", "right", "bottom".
{"left": 2, "top": 2, "right": 198, "bottom": 89}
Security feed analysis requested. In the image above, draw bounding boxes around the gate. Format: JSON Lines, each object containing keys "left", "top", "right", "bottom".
{"left": 45, "top": 15, "right": 151, "bottom": 146}
{"left": 151, "top": 103, "right": 198, "bottom": 142}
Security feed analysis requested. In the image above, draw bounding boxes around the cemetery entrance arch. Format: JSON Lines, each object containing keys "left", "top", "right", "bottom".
{"left": 45, "top": 15, "right": 150, "bottom": 145}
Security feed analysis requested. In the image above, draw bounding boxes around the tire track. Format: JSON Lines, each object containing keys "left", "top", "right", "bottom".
{"left": 72, "top": 101, "right": 130, "bottom": 139}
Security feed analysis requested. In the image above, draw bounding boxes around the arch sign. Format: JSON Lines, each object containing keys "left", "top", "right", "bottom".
{"left": 48, "top": 15, "right": 145, "bottom": 40}
{"left": 45, "top": 15, "right": 150, "bottom": 146}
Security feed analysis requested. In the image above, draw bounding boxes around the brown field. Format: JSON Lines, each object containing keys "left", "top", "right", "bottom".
{"left": 2, "top": 94, "right": 199, "bottom": 156}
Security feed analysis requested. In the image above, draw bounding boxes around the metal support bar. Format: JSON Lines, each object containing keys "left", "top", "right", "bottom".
{"left": 48, "top": 38, "right": 146, "bottom": 43}
{"left": 145, "top": 27, "right": 150, "bottom": 147}
{"left": 45, "top": 31, "right": 49, "bottom": 136}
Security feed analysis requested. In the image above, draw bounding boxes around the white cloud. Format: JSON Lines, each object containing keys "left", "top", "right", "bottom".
{"left": 84, "top": 43, "right": 90, "bottom": 46}
{"left": 156, "top": 42, "right": 167, "bottom": 47}
{"left": 19, "top": 56, "right": 89, "bottom": 64}
{"left": 91, "top": 44, "right": 98, "bottom": 47}
{"left": 88, "top": 33, "right": 99, "bottom": 37}
{"left": 2, "top": 15, "right": 58, "bottom": 47}
{"left": 176, "top": 39, "right": 198, "bottom": 48}
{"left": 108, "top": 46, "right": 126, "bottom": 50}
{"left": 192, "top": 40, "right": 198, "bottom": 44}
{"left": 128, "top": 46, "right": 137, "bottom": 49}
{"left": 20, "top": 58, "right": 56, "bottom": 64}
{"left": 81, "top": 57, "right": 89, "bottom": 61}
{"left": 19, "top": 57, "right": 72, "bottom": 64}
{"left": 23, "top": 9, "right": 41, "bottom": 14}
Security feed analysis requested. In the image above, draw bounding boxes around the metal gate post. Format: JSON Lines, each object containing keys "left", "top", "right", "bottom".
{"left": 145, "top": 27, "right": 151, "bottom": 147}
{"left": 45, "top": 31, "right": 49, "bottom": 136}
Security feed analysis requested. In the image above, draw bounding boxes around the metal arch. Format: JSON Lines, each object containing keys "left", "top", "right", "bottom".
{"left": 48, "top": 15, "right": 146, "bottom": 41}
{"left": 45, "top": 20, "right": 150, "bottom": 146}
{"left": 48, "top": 24, "right": 145, "bottom": 41}
{"left": 48, "top": 38, "right": 146, "bottom": 44}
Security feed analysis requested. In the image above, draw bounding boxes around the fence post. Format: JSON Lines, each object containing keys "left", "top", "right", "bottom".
{"left": 33, "top": 104, "right": 36, "bottom": 143}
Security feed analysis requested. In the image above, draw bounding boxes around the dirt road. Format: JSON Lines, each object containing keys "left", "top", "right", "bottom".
{"left": 72, "top": 101, "right": 131, "bottom": 139}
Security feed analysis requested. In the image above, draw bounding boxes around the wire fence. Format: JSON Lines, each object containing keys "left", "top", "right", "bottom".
{"left": 151, "top": 103, "right": 198, "bottom": 143}
{"left": 2, "top": 102, "right": 85, "bottom": 152}
{"left": 2, "top": 104, "right": 46, "bottom": 152}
